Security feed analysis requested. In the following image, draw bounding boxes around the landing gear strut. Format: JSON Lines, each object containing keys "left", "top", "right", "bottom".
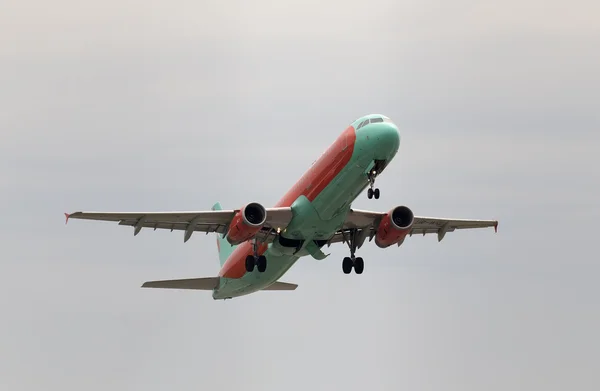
{"left": 341, "top": 229, "right": 365, "bottom": 275}
{"left": 245, "top": 239, "right": 267, "bottom": 273}
{"left": 367, "top": 169, "right": 380, "bottom": 199}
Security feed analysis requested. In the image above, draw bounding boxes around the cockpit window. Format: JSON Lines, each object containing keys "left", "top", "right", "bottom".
{"left": 356, "top": 119, "right": 369, "bottom": 129}
{"left": 356, "top": 116, "right": 391, "bottom": 129}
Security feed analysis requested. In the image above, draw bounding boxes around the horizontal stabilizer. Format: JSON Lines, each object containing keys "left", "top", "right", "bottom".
{"left": 141, "top": 277, "right": 219, "bottom": 290}
{"left": 262, "top": 281, "right": 298, "bottom": 291}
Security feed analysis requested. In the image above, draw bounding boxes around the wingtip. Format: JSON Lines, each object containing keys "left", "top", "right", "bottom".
{"left": 64, "top": 212, "right": 70, "bottom": 225}
{"left": 494, "top": 221, "right": 498, "bottom": 233}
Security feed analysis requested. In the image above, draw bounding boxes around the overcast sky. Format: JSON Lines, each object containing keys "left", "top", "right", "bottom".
{"left": 1, "top": 0, "right": 599, "bottom": 390}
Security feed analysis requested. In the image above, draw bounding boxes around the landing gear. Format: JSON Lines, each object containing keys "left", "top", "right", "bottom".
{"left": 354, "top": 257, "right": 364, "bottom": 274}
{"left": 341, "top": 229, "right": 366, "bottom": 274}
{"left": 342, "top": 256, "right": 364, "bottom": 274}
{"left": 342, "top": 257, "right": 353, "bottom": 274}
{"left": 367, "top": 169, "right": 380, "bottom": 199}
{"left": 245, "top": 239, "right": 267, "bottom": 273}
{"left": 245, "top": 255, "right": 267, "bottom": 272}
{"left": 256, "top": 255, "right": 267, "bottom": 273}
{"left": 367, "top": 188, "right": 380, "bottom": 199}
{"left": 245, "top": 255, "right": 255, "bottom": 272}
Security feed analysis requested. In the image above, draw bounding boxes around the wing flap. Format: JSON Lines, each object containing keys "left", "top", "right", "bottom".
{"left": 118, "top": 220, "right": 228, "bottom": 234}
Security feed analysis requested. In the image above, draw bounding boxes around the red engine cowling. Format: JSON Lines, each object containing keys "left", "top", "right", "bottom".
{"left": 225, "top": 202, "right": 267, "bottom": 245}
{"left": 375, "top": 206, "right": 415, "bottom": 248}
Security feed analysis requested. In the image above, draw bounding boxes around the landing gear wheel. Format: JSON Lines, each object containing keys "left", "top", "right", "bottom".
{"left": 245, "top": 255, "right": 255, "bottom": 272}
{"left": 343, "top": 229, "right": 366, "bottom": 275}
{"left": 256, "top": 255, "right": 267, "bottom": 273}
{"left": 367, "top": 168, "right": 379, "bottom": 199}
{"left": 342, "top": 257, "right": 353, "bottom": 274}
{"left": 354, "top": 257, "right": 364, "bottom": 274}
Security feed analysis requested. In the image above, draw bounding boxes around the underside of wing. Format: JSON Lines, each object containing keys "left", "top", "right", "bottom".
{"left": 326, "top": 207, "right": 498, "bottom": 249}
{"left": 65, "top": 204, "right": 293, "bottom": 243}
{"left": 411, "top": 216, "right": 498, "bottom": 242}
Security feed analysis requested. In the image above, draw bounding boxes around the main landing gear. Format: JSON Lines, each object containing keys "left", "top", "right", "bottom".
{"left": 245, "top": 255, "right": 267, "bottom": 272}
{"left": 367, "top": 169, "right": 380, "bottom": 199}
{"left": 245, "top": 239, "right": 267, "bottom": 273}
{"left": 341, "top": 229, "right": 365, "bottom": 275}
{"left": 342, "top": 256, "right": 364, "bottom": 274}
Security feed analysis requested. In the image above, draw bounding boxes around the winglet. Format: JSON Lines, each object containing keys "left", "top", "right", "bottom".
{"left": 64, "top": 213, "right": 71, "bottom": 225}
{"left": 494, "top": 221, "right": 498, "bottom": 233}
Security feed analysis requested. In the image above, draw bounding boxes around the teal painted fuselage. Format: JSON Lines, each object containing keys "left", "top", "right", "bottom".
{"left": 213, "top": 114, "right": 400, "bottom": 299}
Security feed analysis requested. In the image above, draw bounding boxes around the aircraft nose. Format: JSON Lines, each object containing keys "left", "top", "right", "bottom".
{"left": 376, "top": 122, "right": 400, "bottom": 147}
{"left": 354, "top": 116, "right": 401, "bottom": 161}
{"left": 364, "top": 121, "right": 400, "bottom": 159}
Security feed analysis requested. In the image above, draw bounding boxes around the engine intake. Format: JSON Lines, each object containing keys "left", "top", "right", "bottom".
{"left": 375, "top": 206, "right": 414, "bottom": 248}
{"left": 226, "top": 202, "right": 267, "bottom": 245}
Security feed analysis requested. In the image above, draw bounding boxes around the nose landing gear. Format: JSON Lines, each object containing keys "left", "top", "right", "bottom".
{"left": 367, "top": 166, "right": 381, "bottom": 199}
{"left": 367, "top": 187, "right": 380, "bottom": 200}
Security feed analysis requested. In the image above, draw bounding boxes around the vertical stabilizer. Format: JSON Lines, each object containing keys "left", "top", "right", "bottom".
{"left": 211, "top": 202, "right": 236, "bottom": 266}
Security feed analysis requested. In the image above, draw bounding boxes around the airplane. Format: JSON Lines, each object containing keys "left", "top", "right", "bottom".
{"left": 65, "top": 114, "right": 498, "bottom": 300}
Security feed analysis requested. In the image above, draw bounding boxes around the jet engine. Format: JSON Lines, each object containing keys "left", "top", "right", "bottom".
{"left": 225, "top": 202, "right": 267, "bottom": 245}
{"left": 374, "top": 206, "right": 414, "bottom": 248}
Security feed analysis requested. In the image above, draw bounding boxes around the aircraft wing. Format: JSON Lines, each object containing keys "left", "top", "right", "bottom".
{"left": 65, "top": 207, "right": 293, "bottom": 243}
{"left": 326, "top": 208, "right": 498, "bottom": 247}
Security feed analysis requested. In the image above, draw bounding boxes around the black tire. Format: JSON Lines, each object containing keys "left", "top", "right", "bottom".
{"left": 257, "top": 255, "right": 267, "bottom": 273}
{"left": 354, "top": 257, "right": 364, "bottom": 274}
{"left": 342, "top": 257, "right": 353, "bottom": 274}
{"left": 245, "top": 255, "right": 255, "bottom": 272}
{"left": 374, "top": 188, "right": 380, "bottom": 199}
{"left": 367, "top": 188, "right": 373, "bottom": 199}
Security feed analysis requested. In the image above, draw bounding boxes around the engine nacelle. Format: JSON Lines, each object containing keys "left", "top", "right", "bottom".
{"left": 375, "top": 206, "right": 415, "bottom": 248}
{"left": 225, "top": 202, "right": 267, "bottom": 245}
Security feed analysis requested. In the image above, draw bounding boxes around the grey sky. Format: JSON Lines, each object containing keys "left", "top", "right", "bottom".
{"left": 1, "top": 0, "right": 599, "bottom": 390}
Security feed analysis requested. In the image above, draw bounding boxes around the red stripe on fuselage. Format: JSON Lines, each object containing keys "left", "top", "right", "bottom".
{"left": 219, "top": 126, "right": 357, "bottom": 279}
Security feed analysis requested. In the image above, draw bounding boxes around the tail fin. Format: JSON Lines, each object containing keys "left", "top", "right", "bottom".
{"left": 211, "top": 202, "right": 236, "bottom": 266}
